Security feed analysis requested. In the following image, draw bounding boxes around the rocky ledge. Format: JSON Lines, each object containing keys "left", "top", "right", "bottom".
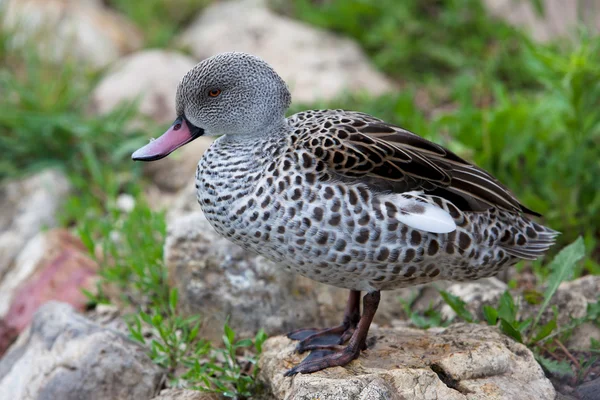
{"left": 259, "top": 324, "right": 555, "bottom": 400}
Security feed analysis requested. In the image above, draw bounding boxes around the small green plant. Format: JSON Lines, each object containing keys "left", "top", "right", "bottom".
{"left": 436, "top": 237, "right": 597, "bottom": 379}
{"left": 129, "top": 288, "right": 210, "bottom": 374}
{"left": 186, "top": 324, "right": 268, "bottom": 398}
{"left": 75, "top": 198, "right": 268, "bottom": 398}
{"left": 399, "top": 289, "right": 449, "bottom": 329}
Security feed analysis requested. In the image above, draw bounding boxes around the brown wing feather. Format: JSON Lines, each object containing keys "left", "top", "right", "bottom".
{"left": 291, "top": 110, "right": 540, "bottom": 216}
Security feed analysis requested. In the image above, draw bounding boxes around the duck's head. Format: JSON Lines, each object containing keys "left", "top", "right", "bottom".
{"left": 132, "top": 52, "right": 291, "bottom": 161}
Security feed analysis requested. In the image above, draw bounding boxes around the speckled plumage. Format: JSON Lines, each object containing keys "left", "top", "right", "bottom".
{"left": 196, "top": 107, "right": 557, "bottom": 292}
{"left": 134, "top": 52, "right": 558, "bottom": 374}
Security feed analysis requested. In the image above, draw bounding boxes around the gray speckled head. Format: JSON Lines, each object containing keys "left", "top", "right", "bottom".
{"left": 176, "top": 52, "right": 292, "bottom": 136}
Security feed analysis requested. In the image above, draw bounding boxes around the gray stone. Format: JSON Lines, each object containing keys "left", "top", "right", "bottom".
{"left": 153, "top": 388, "right": 222, "bottom": 400}
{"left": 567, "top": 322, "right": 600, "bottom": 350}
{"left": 259, "top": 324, "right": 556, "bottom": 400}
{"left": 178, "top": 0, "right": 394, "bottom": 104}
{"left": 2, "top": 0, "right": 143, "bottom": 68}
{"left": 166, "top": 209, "right": 346, "bottom": 344}
{"left": 90, "top": 50, "right": 198, "bottom": 125}
{"left": 484, "top": 0, "right": 600, "bottom": 42}
{"left": 559, "top": 275, "right": 600, "bottom": 303}
{"left": 0, "top": 169, "right": 71, "bottom": 280}
{"left": 0, "top": 302, "right": 164, "bottom": 400}
{"left": 435, "top": 276, "right": 590, "bottom": 327}
{"left": 438, "top": 277, "right": 508, "bottom": 321}
{"left": 577, "top": 377, "right": 600, "bottom": 400}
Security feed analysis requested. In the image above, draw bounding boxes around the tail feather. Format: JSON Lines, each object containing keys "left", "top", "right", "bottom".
{"left": 501, "top": 224, "right": 559, "bottom": 260}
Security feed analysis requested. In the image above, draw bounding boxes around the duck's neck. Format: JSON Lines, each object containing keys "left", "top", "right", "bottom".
{"left": 221, "top": 118, "right": 289, "bottom": 144}
{"left": 198, "top": 119, "right": 290, "bottom": 204}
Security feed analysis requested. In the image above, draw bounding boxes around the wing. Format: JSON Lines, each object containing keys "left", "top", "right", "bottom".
{"left": 289, "top": 110, "right": 539, "bottom": 217}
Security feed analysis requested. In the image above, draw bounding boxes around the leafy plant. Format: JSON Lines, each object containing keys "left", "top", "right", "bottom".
{"left": 436, "top": 237, "right": 591, "bottom": 378}
{"left": 399, "top": 290, "right": 450, "bottom": 329}
{"left": 129, "top": 288, "right": 210, "bottom": 373}
{"left": 187, "top": 325, "right": 268, "bottom": 398}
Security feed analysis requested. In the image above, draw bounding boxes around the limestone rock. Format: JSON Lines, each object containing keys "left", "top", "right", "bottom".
{"left": 166, "top": 210, "right": 346, "bottom": 344}
{"left": 567, "top": 322, "right": 600, "bottom": 350}
{"left": 2, "top": 0, "right": 143, "bottom": 68}
{"left": 178, "top": 0, "right": 394, "bottom": 104}
{"left": 484, "top": 0, "right": 600, "bottom": 42}
{"left": 0, "top": 302, "right": 163, "bottom": 400}
{"left": 559, "top": 275, "right": 600, "bottom": 304}
{"left": 153, "top": 388, "right": 222, "bottom": 400}
{"left": 0, "top": 229, "right": 98, "bottom": 355}
{"left": 90, "top": 50, "right": 197, "bottom": 125}
{"left": 437, "top": 277, "right": 508, "bottom": 321}
{"left": 259, "top": 324, "right": 556, "bottom": 400}
{"left": 0, "top": 169, "right": 71, "bottom": 279}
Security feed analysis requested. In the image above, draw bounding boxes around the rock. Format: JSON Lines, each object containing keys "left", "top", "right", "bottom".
{"left": 437, "top": 277, "right": 508, "bottom": 321}
{"left": 577, "top": 377, "right": 600, "bottom": 400}
{"left": 436, "top": 276, "right": 590, "bottom": 327}
{"left": 2, "top": 0, "right": 143, "bottom": 68}
{"left": 567, "top": 322, "right": 600, "bottom": 349}
{"left": 90, "top": 50, "right": 198, "bottom": 124}
{"left": 0, "top": 302, "right": 163, "bottom": 400}
{"left": 116, "top": 193, "right": 136, "bottom": 213}
{"left": 0, "top": 169, "right": 71, "bottom": 280}
{"left": 559, "top": 275, "right": 600, "bottom": 304}
{"left": 166, "top": 209, "right": 346, "bottom": 344}
{"left": 85, "top": 303, "right": 129, "bottom": 336}
{"left": 0, "top": 229, "right": 99, "bottom": 356}
{"left": 561, "top": 275, "right": 600, "bottom": 350}
{"left": 484, "top": 0, "right": 600, "bottom": 43}
{"left": 178, "top": 0, "right": 394, "bottom": 104}
{"left": 153, "top": 388, "right": 222, "bottom": 400}
{"left": 259, "top": 324, "right": 556, "bottom": 400}
{"left": 521, "top": 287, "right": 588, "bottom": 327}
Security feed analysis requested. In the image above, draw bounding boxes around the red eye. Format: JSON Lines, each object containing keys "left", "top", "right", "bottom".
{"left": 208, "top": 89, "right": 221, "bottom": 97}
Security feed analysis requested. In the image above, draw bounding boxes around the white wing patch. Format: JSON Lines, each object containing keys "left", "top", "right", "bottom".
{"left": 382, "top": 191, "right": 457, "bottom": 234}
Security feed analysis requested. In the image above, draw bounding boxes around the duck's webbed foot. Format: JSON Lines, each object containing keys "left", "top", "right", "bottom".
{"left": 285, "top": 291, "right": 381, "bottom": 376}
{"left": 287, "top": 290, "right": 360, "bottom": 353}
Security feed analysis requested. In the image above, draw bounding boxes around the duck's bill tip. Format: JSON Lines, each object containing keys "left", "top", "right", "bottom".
{"left": 132, "top": 117, "right": 202, "bottom": 162}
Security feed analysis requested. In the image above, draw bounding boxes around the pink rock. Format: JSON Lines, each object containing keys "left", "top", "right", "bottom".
{"left": 0, "top": 229, "right": 98, "bottom": 355}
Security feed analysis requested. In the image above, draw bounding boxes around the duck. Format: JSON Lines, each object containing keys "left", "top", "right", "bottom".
{"left": 132, "top": 52, "right": 557, "bottom": 376}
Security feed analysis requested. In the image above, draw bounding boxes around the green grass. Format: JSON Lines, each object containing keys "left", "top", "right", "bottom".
{"left": 277, "top": 0, "right": 542, "bottom": 88}
{"left": 77, "top": 198, "right": 266, "bottom": 397}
